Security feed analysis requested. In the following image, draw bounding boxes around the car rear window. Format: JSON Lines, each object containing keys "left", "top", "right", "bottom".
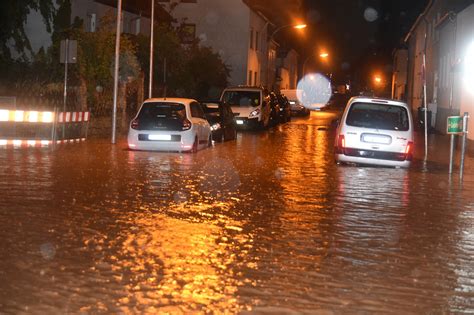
{"left": 346, "top": 102, "right": 409, "bottom": 131}
{"left": 222, "top": 91, "right": 260, "bottom": 107}
{"left": 137, "top": 102, "right": 187, "bottom": 131}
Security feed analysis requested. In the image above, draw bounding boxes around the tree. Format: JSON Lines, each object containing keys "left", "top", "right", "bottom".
{"left": 0, "top": 0, "right": 55, "bottom": 62}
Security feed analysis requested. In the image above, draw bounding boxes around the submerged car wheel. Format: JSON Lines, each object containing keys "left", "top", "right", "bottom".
{"left": 191, "top": 137, "right": 198, "bottom": 153}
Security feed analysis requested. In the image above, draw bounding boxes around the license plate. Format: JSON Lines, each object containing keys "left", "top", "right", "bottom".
{"left": 362, "top": 134, "right": 391, "bottom": 144}
{"left": 148, "top": 134, "right": 171, "bottom": 141}
{"left": 236, "top": 120, "right": 244, "bottom": 125}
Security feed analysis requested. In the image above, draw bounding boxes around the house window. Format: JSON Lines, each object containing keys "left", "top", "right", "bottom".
{"left": 87, "top": 13, "right": 96, "bottom": 32}
{"left": 180, "top": 23, "right": 196, "bottom": 44}
{"left": 254, "top": 72, "right": 258, "bottom": 86}
{"left": 133, "top": 17, "right": 141, "bottom": 35}
{"left": 250, "top": 29, "right": 254, "bottom": 49}
{"left": 249, "top": 70, "right": 253, "bottom": 85}
{"left": 255, "top": 31, "right": 259, "bottom": 51}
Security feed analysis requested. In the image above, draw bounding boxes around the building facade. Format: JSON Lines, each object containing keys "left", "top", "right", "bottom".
{"left": 401, "top": 0, "right": 473, "bottom": 137}
{"left": 160, "top": 0, "right": 300, "bottom": 90}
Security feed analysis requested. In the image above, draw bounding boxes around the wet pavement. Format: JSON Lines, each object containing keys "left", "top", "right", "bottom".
{"left": 1, "top": 110, "right": 474, "bottom": 313}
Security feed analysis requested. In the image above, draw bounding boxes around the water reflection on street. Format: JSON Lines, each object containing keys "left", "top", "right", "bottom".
{"left": 1, "top": 111, "right": 474, "bottom": 313}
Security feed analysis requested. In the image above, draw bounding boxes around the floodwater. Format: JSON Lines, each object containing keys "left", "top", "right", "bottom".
{"left": 1, "top": 111, "right": 474, "bottom": 313}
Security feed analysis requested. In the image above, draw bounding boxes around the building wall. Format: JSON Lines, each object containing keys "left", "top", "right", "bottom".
{"left": 279, "top": 49, "right": 298, "bottom": 90}
{"left": 455, "top": 4, "right": 474, "bottom": 140}
{"left": 405, "top": 0, "right": 473, "bottom": 134}
{"left": 392, "top": 49, "right": 408, "bottom": 100}
{"left": 248, "top": 10, "right": 268, "bottom": 87}
{"left": 164, "top": 0, "right": 251, "bottom": 87}
{"left": 437, "top": 15, "right": 458, "bottom": 133}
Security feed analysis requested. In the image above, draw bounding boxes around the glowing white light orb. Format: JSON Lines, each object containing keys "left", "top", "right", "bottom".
{"left": 296, "top": 73, "right": 332, "bottom": 110}
{"left": 364, "top": 7, "right": 379, "bottom": 22}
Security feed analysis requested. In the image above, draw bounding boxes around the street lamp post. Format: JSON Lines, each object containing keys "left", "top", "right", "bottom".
{"left": 269, "top": 23, "right": 306, "bottom": 40}
{"left": 268, "top": 23, "right": 306, "bottom": 91}
{"left": 111, "top": 0, "right": 122, "bottom": 144}
{"left": 148, "top": 0, "right": 155, "bottom": 99}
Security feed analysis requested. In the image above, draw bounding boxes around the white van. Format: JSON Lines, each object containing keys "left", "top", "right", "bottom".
{"left": 220, "top": 86, "right": 271, "bottom": 129}
{"left": 335, "top": 97, "right": 414, "bottom": 167}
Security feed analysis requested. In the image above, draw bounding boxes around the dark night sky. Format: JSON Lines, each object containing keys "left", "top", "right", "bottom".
{"left": 300, "top": 0, "right": 429, "bottom": 85}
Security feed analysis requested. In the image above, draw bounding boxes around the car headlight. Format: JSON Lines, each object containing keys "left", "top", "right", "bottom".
{"left": 289, "top": 101, "right": 296, "bottom": 105}
{"left": 249, "top": 108, "right": 260, "bottom": 118}
{"left": 210, "top": 122, "right": 221, "bottom": 131}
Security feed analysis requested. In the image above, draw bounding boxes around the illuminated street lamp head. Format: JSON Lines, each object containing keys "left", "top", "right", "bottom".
{"left": 320, "top": 52, "right": 329, "bottom": 58}
{"left": 293, "top": 24, "right": 307, "bottom": 29}
{"left": 374, "top": 75, "right": 382, "bottom": 84}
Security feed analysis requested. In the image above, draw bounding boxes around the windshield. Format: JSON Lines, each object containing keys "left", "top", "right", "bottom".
{"left": 346, "top": 102, "right": 409, "bottom": 131}
{"left": 137, "top": 102, "right": 187, "bottom": 131}
{"left": 139, "top": 102, "right": 186, "bottom": 119}
{"left": 222, "top": 91, "right": 260, "bottom": 107}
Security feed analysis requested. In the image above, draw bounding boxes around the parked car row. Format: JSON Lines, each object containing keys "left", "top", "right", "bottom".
{"left": 219, "top": 86, "right": 293, "bottom": 130}
{"left": 127, "top": 86, "right": 305, "bottom": 152}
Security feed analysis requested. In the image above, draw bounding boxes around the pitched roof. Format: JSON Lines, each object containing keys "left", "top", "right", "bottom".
{"left": 95, "top": 0, "right": 172, "bottom": 21}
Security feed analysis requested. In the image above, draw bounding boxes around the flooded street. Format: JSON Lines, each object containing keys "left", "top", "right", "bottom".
{"left": 1, "top": 111, "right": 474, "bottom": 313}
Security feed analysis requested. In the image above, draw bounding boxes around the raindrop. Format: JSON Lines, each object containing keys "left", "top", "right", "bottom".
{"left": 201, "top": 158, "right": 241, "bottom": 199}
{"left": 40, "top": 243, "right": 56, "bottom": 260}
{"left": 173, "top": 191, "right": 188, "bottom": 204}
{"left": 205, "top": 11, "right": 219, "bottom": 25}
{"left": 364, "top": 7, "right": 379, "bottom": 22}
{"left": 296, "top": 73, "right": 332, "bottom": 110}
{"left": 438, "top": 181, "right": 447, "bottom": 189}
{"left": 275, "top": 168, "right": 285, "bottom": 180}
{"left": 198, "top": 33, "right": 207, "bottom": 42}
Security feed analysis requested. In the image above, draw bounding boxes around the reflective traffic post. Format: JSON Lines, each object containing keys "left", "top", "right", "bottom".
{"left": 460, "top": 112, "right": 469, "bottom": 181}
{"left": 447, "top": 113, "right": 469, "bottom": 180}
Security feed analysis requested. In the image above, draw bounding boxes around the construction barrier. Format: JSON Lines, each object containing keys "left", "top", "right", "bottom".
{"left": 0, "top": 109, "right": 90, "bottom": 148}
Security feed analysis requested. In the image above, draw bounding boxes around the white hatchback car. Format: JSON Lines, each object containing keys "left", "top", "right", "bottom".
{"left": 128, "top": 98, "right": 212, "bottom": 152}
{"left": 335, "top": 97, "right": 414, "bottom": 167}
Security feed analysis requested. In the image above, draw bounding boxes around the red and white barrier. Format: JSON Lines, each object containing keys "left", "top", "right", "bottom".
{"left": 0, "top": 139, "right": 52, "bottom": 147}
{"left": 55, "top": 138, "right": 86, "bottom": 144}
{"left": 58, "top": 111, "right": 90, "bottom": 123}
{"left": 0, "top": 109, "right": 54, "bottom": 123}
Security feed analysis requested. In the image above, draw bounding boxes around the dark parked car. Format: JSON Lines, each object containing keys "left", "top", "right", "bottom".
{"left": 269, "top": 92, "right": 282, "bottom": 126}
{"left": 201, "top": 102, "right": 237, "bottom": 142}
{"left": 276, "top": 93, "right": 291, "bottom": 123}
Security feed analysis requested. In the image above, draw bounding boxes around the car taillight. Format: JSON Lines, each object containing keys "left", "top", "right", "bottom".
{"left": 405, "top": 141, "right": 414, "bottom": 161}
{"left": 182, "top": 119, "right": 192, "bottom": 130}
{"left": 131, "top": 119, "right": 139, "bottom": 130}
{"left": 336, "top": 134, "right": 345, "bottom": 154}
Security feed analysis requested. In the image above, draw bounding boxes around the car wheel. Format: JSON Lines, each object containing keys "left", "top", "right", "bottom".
{"left": 191, "top": 137, "right": 198, "bottom": 153}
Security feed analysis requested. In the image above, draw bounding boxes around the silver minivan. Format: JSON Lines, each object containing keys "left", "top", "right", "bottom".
{"left": 335, "top": 97, "right": 414, "bottom": 167}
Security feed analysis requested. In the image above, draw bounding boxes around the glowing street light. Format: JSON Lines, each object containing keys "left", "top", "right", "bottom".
{"left": 374, "top": 75, "right": 382, "bottom": 85}
{"left": 320, "top": 52, "right": 329, "bottom": 59}
{"left": 293, "top": 24, "right": 307, "bottom": 29}
{"left": 270, "top": 23, "right": 307, "bottom": 39}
